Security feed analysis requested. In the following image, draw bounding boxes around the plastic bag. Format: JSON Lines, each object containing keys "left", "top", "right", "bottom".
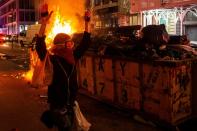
{"left": 31, "top": 52, "right": 53, "bottom": 87}
{"left": 74, "top": 101, "right": 91, "bottom": 131}
{"left": 43, "top": 52, "right": 53, "bottom": 85}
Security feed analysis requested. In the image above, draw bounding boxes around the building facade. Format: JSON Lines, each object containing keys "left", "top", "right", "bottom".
{"left": 91, "top": 0, "right": 141, "bottom": 29}
{"left": 91, "top": 0, "right": 196, "bottom": 41}
{"left": 130, "top": 0, "right": 197, "bottom": 41}
{"left": 0, "top": 0, "right": 43, "bottom": 35}
{"left": 91, "top": 0, "right": 118, "bottom": 28}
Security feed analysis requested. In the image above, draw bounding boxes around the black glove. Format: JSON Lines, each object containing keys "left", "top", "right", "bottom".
{"left": 41, "top": 11, "right": 49, "bottom": 17}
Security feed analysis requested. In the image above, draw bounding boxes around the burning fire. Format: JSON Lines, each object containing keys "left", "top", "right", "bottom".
{"left": 23, "top": 8, "right": 77, "bottom": 83}
{"left": 24, "top": 69, "right": 33, "bottom": 82}
{"left": 45, "top": 8, "right": 76, "bottom": 46}
{"left": 24, "top": 0, "right": 85, "bottom": 83}
{"left": 23, "top": 50, "right": 39, "bottom": 82}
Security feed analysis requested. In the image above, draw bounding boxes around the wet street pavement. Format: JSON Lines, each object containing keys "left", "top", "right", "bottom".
{"left": 0, "top": 42, "right": 30, "bottom": 70}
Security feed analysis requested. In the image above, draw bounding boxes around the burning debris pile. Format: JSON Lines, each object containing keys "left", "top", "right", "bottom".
{"left": 24, "top": 0, "right": 87, "bottom": 82}
{"left": 74, "top": 25, "right": 197, "bottom": 61}
{"left": 43, "top": 0, "right": 86, "bottom": 45}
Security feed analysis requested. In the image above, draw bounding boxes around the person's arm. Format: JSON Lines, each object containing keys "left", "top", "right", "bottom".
{"left": 38, "top": 11, "right": 53, "bottom": 37}
{"left": 84, "top": 10, "right": 91, "bottom": 33}
{"left": 74, "top": 10, "right": 91, "bottom": 60}
{"left": 36, "top": 11, "right": 53, "bottom": 61}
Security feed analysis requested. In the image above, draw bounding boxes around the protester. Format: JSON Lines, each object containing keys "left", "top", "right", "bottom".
{"left": 36, "top": 7, "right": 91, "bottom": 131}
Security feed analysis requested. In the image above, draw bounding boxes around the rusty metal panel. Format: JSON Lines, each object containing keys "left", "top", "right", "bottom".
{"left": 115, "top": 60, "right": 140, "bottom": 87}
{"left": 142, "top": 63, "right": 192, "bottom": 124}
{"left": 94, "top": 57, "right": 114, "bottom": 101}
{"left": 142, "top": 65, "right": 171, "bottom": 119}
{"left": 159, "top": 94, "right": 172, "bottom": 122}
{"left": 78, "top": 56, "right": 94, "bottom": 94}
{"left": 77, "top": 54, "right": 193, "bottom": 125}
{"left": 114, "top": 60, "right": 141, "bottom": 110}
{"left": 192, "top": 63, "right": 197, "bottom": 117}
{"left": 170, "top": 65, "right": 192, "bottom": 123}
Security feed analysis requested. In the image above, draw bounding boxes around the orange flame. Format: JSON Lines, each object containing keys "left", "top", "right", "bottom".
{"left": 24, "top": 0, "right": 85, "bottom": 83}
{"left": 23, "top": 50, "right": 38, "bottom": 82}
{"left": 24, "top": 69, "right": 33, "bottom": 82}
{"left": 45, "top": 8, "right": 76, "bottom": 46}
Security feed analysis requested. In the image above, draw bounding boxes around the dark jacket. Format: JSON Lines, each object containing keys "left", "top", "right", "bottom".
{"left": 36, "top": 32, "right": 91, "bottom": 108}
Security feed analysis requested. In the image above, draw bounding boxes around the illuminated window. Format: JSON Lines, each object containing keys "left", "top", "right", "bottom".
{"left": 130, "top": 14, "right": 138, "bottom": 25}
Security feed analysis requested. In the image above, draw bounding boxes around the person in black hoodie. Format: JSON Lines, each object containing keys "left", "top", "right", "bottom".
{"left": 36, "top": 9, "right": 91, "bottom": 131}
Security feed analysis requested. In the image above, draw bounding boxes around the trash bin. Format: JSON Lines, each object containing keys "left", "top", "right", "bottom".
{"left": 78, "top": 54, "right": 195, "bottom": 125}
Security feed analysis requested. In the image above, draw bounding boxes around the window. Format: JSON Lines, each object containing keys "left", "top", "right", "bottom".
{"left": 102, "top": 0, "right": 110, "bottom": 4}
{"left": 109, "top": 6, "right": 118, "bottom": 13}
{"left": 29, "top": 0, "right": 35, "bottom": 9}
{"left": 111, "top": 0, "right": 118, "bottom": 2}
{"left": 130, "top": 14, "right": 138, "bottom": 25}
{"left": 19, "top": 0, "right": 25, "bottom": 9}
{"left": 185, "top": 11, "right": 197, "bottom": 21}
{"left": 23, "top": 11, "right": 35, "bottom": 21}
{"left": 19, "top": 0, "right": 32, "bottom": 9}
{"left": 24, "top": 0, "right": 30, "bottom": 9}
{"left": 19, "top": 11, "right": 24, "bottom": 21}
{"left": 25, "top": 12, "right": 30, "bottom": 21}
{"left": 95, "top": 0, "right": 101, "bottom": 6}
{"left": 30, "top": 12, "right": 35, "bottom": 21}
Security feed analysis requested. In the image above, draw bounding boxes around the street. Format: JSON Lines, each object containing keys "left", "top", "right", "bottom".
{"left": 0, "top": 0, "right": 196, "bottom": 130}
{"left": 0, "top": 42, "right": 30, "bottom": 71}
{"left": 0, "top": 42, "right": 196, "bottom": 131}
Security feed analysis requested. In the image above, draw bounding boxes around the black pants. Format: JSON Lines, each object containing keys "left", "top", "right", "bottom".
{"left": 50, "top": 105, "right": 74, "bottom": 131}
{"left": 58, "top": 126, "right": 72, "bottom": 131}
{"left": 56, "top": 114, "right": 74, "bottom": 131}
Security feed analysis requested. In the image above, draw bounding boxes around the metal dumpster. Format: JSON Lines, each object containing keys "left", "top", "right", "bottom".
{"left": 77, "top": 53, "right": 196, "bottom": 125}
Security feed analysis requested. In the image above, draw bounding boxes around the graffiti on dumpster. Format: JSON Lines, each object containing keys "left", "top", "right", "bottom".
{"left": 175, "top": 68, "right": 190, "bottom": 91}
{"left": 173, "top": 98, "right": 191, "bottom": 118}
{"left": 80, "top": 57, "right": 86, "bottom": 68}
{"left": 82, "top": 78, "right": 88, "bottom": 89}
{"left": 98, "top": 58, "right": 105, "bottom": 72}
{"left": 173, "top": 67, "right": 191, "bottom": 104}
{"left": 144, "top": 68, "right": 160, "bottom": 89}
{"left": 120, "top": 62, "right": 127, "bottom": 76}
{"left": 121, "top": 80, "right": 128, "bottom": 103}
{"left": 172, "top": 66, "right": 191, "bottom": 118}
{"left": 147, "top": 69, "right": 159, "bottom": 86}
{"left": 99, "top": 82, "right": 105, "bottom": 94}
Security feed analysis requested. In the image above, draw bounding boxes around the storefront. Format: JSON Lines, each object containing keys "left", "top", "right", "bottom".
{"left": 130, "top": 0, "right": 197, "bottom": 41}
